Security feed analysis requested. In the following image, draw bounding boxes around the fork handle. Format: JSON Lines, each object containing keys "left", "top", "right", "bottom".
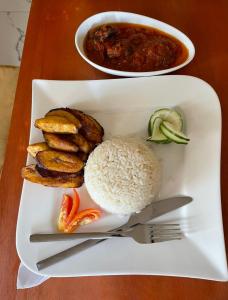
{"left": 30, "top": 231, "right": 124, "bottom": 242}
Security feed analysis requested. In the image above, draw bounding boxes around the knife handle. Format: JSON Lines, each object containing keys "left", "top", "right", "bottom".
{"left": 36, "top": 225, "right": 127, "bottom": 270}
{"left": 36, "top": 239, "right": 105, "bottom": 270}
{"left": 31, "top": 232, "right": 122, "bottom": 242}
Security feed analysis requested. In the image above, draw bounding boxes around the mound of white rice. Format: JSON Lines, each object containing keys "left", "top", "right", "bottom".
{"left": 84, "top": 138, "right": 161, "bottom": 214}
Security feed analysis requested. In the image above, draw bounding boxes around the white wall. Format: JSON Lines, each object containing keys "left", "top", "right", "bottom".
{"left": 0, "top": 0, "right": 31, "bottom": 66}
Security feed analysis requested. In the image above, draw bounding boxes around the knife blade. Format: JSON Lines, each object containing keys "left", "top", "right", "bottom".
{"left": 125, "top": 196, "right": 192, "bottom": 228}
{"left": 36, "top": 196, "right": 192, "bottom": 270}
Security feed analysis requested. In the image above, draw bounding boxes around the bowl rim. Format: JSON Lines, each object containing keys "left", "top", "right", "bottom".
{"left": 75, "top": 11, "right": 195, "bottom": 77}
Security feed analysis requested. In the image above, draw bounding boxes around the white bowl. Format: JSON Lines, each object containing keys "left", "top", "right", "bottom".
{"left": 75, "top": 11, "right": 195, "bottom": 77}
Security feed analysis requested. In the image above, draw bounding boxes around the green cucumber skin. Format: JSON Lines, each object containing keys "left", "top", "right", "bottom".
{"left": 150, "top": 117, "right": 169, "bottom": 142}
{"left": 148, "top": 108, "right": 183, "bottom": 135}
{"left": 175, "top": 142, "right": 188, "bottom": 145}
{"left": 162, "top": 121, "right": 190, "bottom": 141}
{"left": 148, "top": 115, "right": 153, "bottom": 136}
{"left": 160, "top": 124, "right": 188, "bottom": 144}
{"left": 146, "top": 137, "right": 169, "bottom": 143}
{"left": 162, "top": 140, "right": 172, "bottom": 144}
{"left": 149, "top": 108, "right": 183, "bottom": 131}
{"left": 147, "top": 108, "right": 188, "bottom": 145}
{"left": 147, "top": 139, "right": 171, "bottom": 144}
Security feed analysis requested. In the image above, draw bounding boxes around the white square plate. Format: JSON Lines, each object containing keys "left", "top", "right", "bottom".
{"left": 16, "top": 76, "right": 228, "bottom": 280}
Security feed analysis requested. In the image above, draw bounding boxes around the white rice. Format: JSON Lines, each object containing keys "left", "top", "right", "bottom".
{"left": 84, "top": 137, "right": 161, "bottom": 214}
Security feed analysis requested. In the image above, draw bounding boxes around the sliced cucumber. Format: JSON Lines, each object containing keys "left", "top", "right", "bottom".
{"left": 148, "top": 108, "right": 183, "bottom": 136}
{"left": 162, "top": 121, "right": 190, "bottom": 141}
{"left": 147, "top": 117, "right": 170, "bottom": 143}
{"left": 160, "top": 123, "right": 188, "bottom": 144}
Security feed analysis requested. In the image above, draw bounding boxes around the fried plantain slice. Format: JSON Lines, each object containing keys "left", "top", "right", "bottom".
{"left": 43, "top": 132, "right": 79, "bottom": 152}
{"left": 69, "top": 133, "right": 91, "bottom": 153}
{"left": 45, "top": 108, "right": 81, "bottom": 129}
{"left": 35, "top": 116, "right": 78, "bottom": 134}
{"left": 22, "top": 164, "right": 84, "bottom": 188}
{"left": 27, "top": 142, "right": 49, "bottom": 158}
{"left": 76, "top": 151, "right": 88, "bottom": 162}
{"left": 35, "top": 164, "right": 83, "bottom": 178}
{"left": 68, "top": 109, "right": 104, "bottom": 143}
{"left": 88, "top": 141, "right": 97, "bottom": 151}
{"left": 36, "top": 150, "right": 84, "bottom": 173}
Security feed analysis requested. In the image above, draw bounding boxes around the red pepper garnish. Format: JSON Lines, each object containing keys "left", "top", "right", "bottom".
{"left": 57, "top": 194, "right": 72, "bottom": 231}
{"left": 65, "top": 189, "right": 80, "bottom": 225}
{"left": 57, "top": 189, "right": 101, "bottom": 233}
{"left": 64, "top": 208, "right": 101, "bottom": 233}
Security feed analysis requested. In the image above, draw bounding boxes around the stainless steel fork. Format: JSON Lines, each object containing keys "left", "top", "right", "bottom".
{"left": 30, "top": 223, "right": 182, "bottom": 244}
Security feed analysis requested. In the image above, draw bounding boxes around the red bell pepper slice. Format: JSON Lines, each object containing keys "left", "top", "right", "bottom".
{"left": 57, "top": 194, "right": 72, "bottom": 231}
{"left": 64, "top": 208, "right": 101, "bottom": 233}
{"left": 57, "top": 189, "right": 101, "bottom": 233}
{"left": 65, "top": 189, "right": 80, "bottom": 225}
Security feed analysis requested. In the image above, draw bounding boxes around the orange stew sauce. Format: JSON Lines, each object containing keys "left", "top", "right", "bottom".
{"left": 84, "top": 23, "right": 188, "bottom": 72}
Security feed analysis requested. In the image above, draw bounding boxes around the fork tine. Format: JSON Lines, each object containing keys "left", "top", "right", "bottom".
{"left": 149, "top": 224, "right": 183, "bottom": 242}
{"left": 128, "top": 223, "right": 183, "bottom": 244}
{"left": 148, "top": 224, "right": 180, "bottom": 228}
{"left": 151, "top": 233, "right": 181, "bottom": 238}
{"left": 152, "top": 237, "right": 182, "bottom": 243}
{"left": 151, "top": 223, "right": 180, "bottom": 226}
{"left": 151, "top": 234, "right": 182, "bottom": 238}
{"left": 147, "top": 222, "right": 181, "bottom": 229}
{"left": 150, "top": 234, "right": 183, "bottom": 239}
{"left": 151, "top": 230, "right": 181, "bottom": 234}
{"left": 150, "top": 228, "right": 182, "bottom": 234}
{"left": 150, "top": 226, "right": 181, "bottom": 230}
{"left": 150, "top": 228, "right": 181, "bottom": 232}
{"left": 148, "top": 225, "right": 180, "bottom": 231}
{"left": 151, "top": 232, "right": 182, "bottom": 239}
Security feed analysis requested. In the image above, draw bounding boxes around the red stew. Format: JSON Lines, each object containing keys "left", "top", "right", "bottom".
{"left": 84, "top": 23, "right": 188, "bottom": 72}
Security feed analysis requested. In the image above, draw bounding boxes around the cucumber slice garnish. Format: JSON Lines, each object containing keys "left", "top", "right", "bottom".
{"left": 148, "top": 108, "right": 183, "bottom": 136}
{"left": 162, "top": 121, "right": 190, "bottom": 141}
{"left": 160, "top": 123, "right": 189, "bottom": 144}
{"left": 147, "top": 108, "right": 189, "bottom": 145}
{"left": 147, "top": 117, "right": 170, "bottom": 143}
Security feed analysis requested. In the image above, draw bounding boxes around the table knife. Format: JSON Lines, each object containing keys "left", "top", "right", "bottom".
{"left": 36, "top": 196, "right": 192, "bottom": 270}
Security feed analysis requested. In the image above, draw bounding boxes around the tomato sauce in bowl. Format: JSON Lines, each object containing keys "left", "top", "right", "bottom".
{"left": 84, "top": 23, "right": 188, "bottom": 72}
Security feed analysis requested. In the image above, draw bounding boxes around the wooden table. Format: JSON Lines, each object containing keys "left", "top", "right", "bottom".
{"left": 1, "top": 0, "right": 228, "bottom": 299}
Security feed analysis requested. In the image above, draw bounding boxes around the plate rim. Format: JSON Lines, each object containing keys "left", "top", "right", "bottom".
{"left": 16, "top": 75, "right": 228, "bottom": 281}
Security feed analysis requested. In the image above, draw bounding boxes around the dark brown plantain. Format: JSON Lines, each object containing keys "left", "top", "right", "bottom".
{"left": 69, "top": 133, "right": 91, "bottom": 153}
{"left": 68, "top": 108, "right": 104, "bottom": 143}
{"left": 36, "top": 150, "right": 84, "bottom": 173}
{"left": 43, "top": 132, "right": 79, "bottom": 152}
{"left": 22, "top": 165, "right": 84, "bottom": 188}
{"left": 35, "top": 164, "right": 83, "bottom": 178}
{"left": 76, "top": 151, "right": 88, "bottom": 162}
